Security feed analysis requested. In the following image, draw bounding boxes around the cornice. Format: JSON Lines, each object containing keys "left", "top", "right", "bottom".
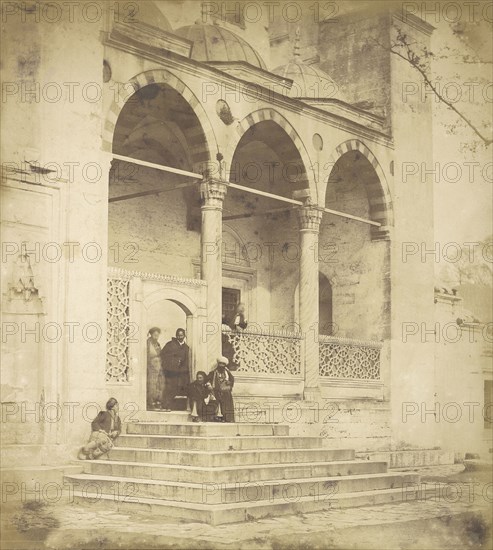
{"left": 102, "top": 33, "right": 394, "bottom": 149}
{"left": 110, "top": 21, "right": 193, "bottom": 57}
{"left": 107, "top": 266, "right": 206, "bottom": 287}
{"left": 392, "top": 10, "right": 435, "bottom": 36}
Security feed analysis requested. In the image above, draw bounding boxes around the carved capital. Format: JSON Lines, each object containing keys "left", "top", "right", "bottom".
{"left": 297, "top": 206, "right": 323, "bottom": 232}
{"left": 200, "top": 178, "right": 228, "bottom": 209}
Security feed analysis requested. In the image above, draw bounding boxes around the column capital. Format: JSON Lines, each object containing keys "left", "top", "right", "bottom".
{"left": 297, "top": 205, "right": 323, "bottom": 232}
{"left": 200, "top": 178, "right": 228, "bottom": 209}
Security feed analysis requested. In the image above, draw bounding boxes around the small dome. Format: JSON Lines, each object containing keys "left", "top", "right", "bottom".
{"left": 273, "top": 28, "right": 345, "bottom": 101}
{"left": 274, "top": 61, "right": 345, "bottom": 101}
{"left": 175, "top": 23, "right": 266, "bottom": 70}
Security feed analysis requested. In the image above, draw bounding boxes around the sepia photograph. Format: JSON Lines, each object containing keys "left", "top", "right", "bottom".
{"left": 0, "top": 1, "right": 492, "bottom": 549}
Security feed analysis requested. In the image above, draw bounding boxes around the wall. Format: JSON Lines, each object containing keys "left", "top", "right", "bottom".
{"left": 388, "top": 13, "right": 436, "bottom": 449}
{"left": 433, "top": 293, "right": 491, "bottom": 455}
{"left": 318, "top": 9, "right": 392, "bottom": 123}
{"left": 1, "top": 8, "right": 109, "bottom": 465}
{"left": 108, "top": 165, "right": 201, "bottom": 278}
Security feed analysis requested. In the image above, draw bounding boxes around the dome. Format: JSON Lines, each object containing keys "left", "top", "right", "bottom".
{"left": 175, "top": 23, "right": 266, "bottom": 70}
{"left": 273, "top": 29, "right": 345, "bottom": 101}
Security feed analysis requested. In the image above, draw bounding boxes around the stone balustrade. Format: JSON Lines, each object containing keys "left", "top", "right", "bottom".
{"left": 222, "top": 328, "right": 302, "bottom": 377}
{"left": 319, "top": 335, "right": 382, "bottom": 380}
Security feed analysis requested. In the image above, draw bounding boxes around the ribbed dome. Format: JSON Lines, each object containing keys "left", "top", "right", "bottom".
{"left": 274, "top": 61, "right": 344, "bottom": 101}
{"left": 175, "top": 23, "right": 266, "bottom": 70}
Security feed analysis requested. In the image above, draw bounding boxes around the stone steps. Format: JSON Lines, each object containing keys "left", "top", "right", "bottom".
{"left": 117, "top": 434, "right": 324, "bottom": 451}
{"left": 65, "top": 471, "right": 419, "bottom": 505}
{"left": 82, "top": 458, "right": 388, "bottom": 483}
{"left": 103, "top": 447, "right": 355, "bottom": 467}
{"left": 66, "top": 421, "right": 421, "bottom": 524}
{"left": 70, "top": 485, "right": 419, "bottom": 525}
{"left": 126, "top": 422, "right": 290, "bottom": 437}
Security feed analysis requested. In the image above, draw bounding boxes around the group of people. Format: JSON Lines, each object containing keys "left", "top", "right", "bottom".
{"left": 187, "top": 357, "right": 235, "bottom": 422}
{"left": 148, "top": 327, "right": 236, "bottom": 422}
{"left": 147, "top": 325, "right": 236, "bottom": 422}
{"left": 147, "top": 327, "right": 190, "bottom": 411}
{"left": 147, "top": 304, "right": 247, "bottom": 420}
{"left": 77, "top": 354, "right": 234, "bottom": 460}
{"left": 77, "top": 305, "right": 248, "bottom": 459}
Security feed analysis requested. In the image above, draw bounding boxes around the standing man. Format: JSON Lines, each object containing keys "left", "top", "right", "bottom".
{"left": 230, "top": 303, "right": 248, "bottom": 331}
{"left": 160, "top": 328, "right": 190, "bottom": 411}
{"left": 146, "top": 327, "right": 163, "bottom": 410}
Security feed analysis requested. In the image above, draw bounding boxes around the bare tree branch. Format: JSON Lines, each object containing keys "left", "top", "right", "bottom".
{"left": 373, "top": 30, "right": 493, "bottom": 147}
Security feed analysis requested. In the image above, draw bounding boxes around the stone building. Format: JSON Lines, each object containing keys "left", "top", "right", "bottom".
{"left": 3, "top": 1, "right": 486, "bottom": 511}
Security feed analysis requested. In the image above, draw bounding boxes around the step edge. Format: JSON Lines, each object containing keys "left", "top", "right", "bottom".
{"left": 65, "top": 471, "right": 420, "bottom": 489}
{"left": 71, "top": 485, "right": 419, "bottom": 512}
{"left": 84, "top": 458, "right": 386, "bottom": 471}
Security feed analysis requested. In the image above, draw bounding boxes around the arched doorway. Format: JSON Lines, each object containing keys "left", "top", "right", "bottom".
{"left": 145, "top": 298, "right": 190, "bottom": 411}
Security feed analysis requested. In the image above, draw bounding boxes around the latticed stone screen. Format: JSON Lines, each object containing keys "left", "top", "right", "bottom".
{"left": 319, "top": 338, "right": 381, "bottom": 380}
{"left": 106, "top": 277, "right": 130, "bottom": 383}
{"left": 223, "top": 330, "right": 302, "bottom": 376}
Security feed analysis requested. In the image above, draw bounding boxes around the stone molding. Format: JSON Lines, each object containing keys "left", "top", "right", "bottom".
{"left": 107, "top": 266, "right": 206, "bottom": 287}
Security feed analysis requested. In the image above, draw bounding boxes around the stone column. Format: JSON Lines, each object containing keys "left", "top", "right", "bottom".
{"left": 200, "top": 178, "right": 227, "bottom": 369}
{"left": 298, "top": 205, "right": 323, "bottom": 400}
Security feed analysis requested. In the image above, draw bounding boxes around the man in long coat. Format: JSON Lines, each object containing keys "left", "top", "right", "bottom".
{"left": 160, "top": 328, "right": 190, "bottom": 410}
{"left": 208, "top": 356, "right": 235, "bottom": 422}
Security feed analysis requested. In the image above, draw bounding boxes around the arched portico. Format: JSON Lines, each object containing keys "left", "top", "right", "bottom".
{"left": 321, "top": 141, "right": 392, "bottom": 343}
{"left": 102, "top": 69, "right": 217, "bottom": 172}
{"left": 224, "top": 109, "right": 318, "bottom": 203}
{"left": 324, "top": 139, "right": 393, "bottom": 240}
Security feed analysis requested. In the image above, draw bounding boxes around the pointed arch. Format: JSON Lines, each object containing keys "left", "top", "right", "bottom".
{"left": 326, "top": 139, "right": 393, "bottom": 240}
{"left": 225, "top": 108, "right": 318, "bottom": 203}
{"left": 102, "top": 69, "right": 217, "bottom": 171}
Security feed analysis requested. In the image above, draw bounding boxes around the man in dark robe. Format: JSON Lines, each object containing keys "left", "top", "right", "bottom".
{"left": 160, "top": 328, "right": 190, "bottom": 411}
{"left": 208, "top": 356, "right": 235, "bottom": 422}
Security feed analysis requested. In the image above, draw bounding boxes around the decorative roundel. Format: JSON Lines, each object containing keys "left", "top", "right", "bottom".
{"left": 312, "top": 133, "right": 323, "bottom": 152}
{"left": 216, "top": 100, "right": 235, "bottom": 125}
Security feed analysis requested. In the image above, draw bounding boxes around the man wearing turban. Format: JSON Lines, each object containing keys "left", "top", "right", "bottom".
{"left": 208, "top": 356, "right": 235, "bottom": 423}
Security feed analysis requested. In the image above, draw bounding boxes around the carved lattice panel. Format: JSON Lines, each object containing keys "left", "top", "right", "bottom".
{"left": 319, "top": 340, "right": 381, "bottom": 380}
{"left": 106, "top": 278, "right": 130, "bottom": 383}
{"left": 224, "top": 330, "right": 301, "bottom": 376}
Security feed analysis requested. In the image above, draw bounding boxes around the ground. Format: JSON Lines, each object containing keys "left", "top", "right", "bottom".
{"left": 1, "top": 465, "right": 491, "bottom": 550}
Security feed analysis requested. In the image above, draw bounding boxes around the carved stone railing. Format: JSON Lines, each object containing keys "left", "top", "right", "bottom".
{"left": 319, "top": 335, "right": 382, "bottom": 380}
{"left": 106, "top": 277, "right": 131, "bottom": 383}
{"left": 223, "top": 328, "right": 302, "bottom": 377}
